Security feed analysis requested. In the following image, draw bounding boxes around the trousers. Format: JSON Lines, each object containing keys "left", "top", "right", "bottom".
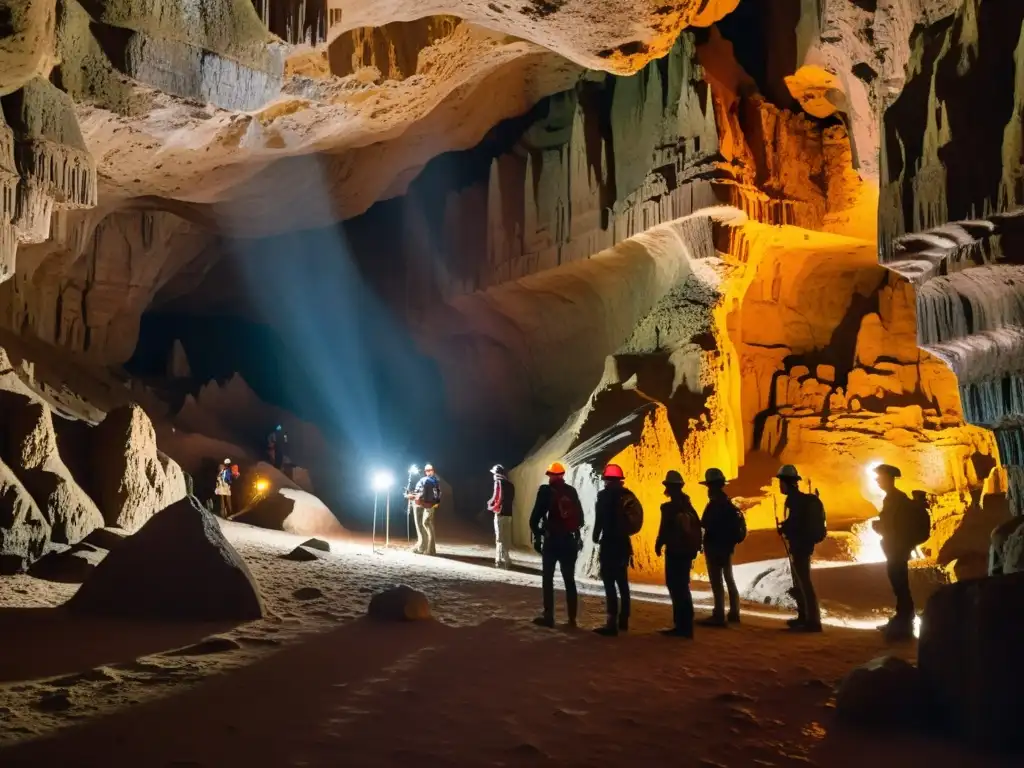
{"left": 494, "top": 515, "right": 512, "bottom": 568}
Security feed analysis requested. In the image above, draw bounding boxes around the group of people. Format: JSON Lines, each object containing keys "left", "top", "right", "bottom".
{"left": 399, "top": 457, "right": 929, "bottom": 640}
{"left": 486, "top": 460, "right": 927, "bottom": 641}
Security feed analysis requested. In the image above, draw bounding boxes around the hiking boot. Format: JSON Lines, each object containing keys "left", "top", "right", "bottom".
{"left": 660, "top": 627, "right": 693, "bottom": 639}
{"left": 617, "top": 616, "right": 629, "bottom": 632}
{"left": 532, "top": 615, "right": 555, "bottom": 629}
{"left": 566, "top": 618, "right": 578, "bottom": 630}
{"left": 789, "top": 622, "right": 823, "bottom": 633}
{"left": 699, "top": 615, "right": 728, "bottom": 628}
{"left": 786, "top": 617, "right": 806, "bottom": 629}
{"left": 727, "top": 613, "right": 741, "bottom": 624}
{"left": 594, "top": 624, "right": 618, "bottom": 637}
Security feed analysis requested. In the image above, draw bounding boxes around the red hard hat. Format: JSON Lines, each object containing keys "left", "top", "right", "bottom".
{"left": 602, "top": 463, "right": 625, "bottom": 480}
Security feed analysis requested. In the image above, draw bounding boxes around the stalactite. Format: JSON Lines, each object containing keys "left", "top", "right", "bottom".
{"left": 251, "top": 0, "right": 328, "bottom": 46}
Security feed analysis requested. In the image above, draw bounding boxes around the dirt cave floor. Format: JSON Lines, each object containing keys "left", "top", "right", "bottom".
{"left": 0, "top": 522, "right": 1012, "bottom": 768}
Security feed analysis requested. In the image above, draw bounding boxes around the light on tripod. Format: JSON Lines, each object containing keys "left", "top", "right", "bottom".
{"left": 371, "top": 470, "right": 394, "bottom": 492}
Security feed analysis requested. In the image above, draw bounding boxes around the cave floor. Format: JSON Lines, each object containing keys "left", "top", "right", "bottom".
{"left": 0, "top": 523, "right": 1010, "bottom": 768}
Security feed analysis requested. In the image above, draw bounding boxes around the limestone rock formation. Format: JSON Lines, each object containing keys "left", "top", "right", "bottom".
{"left": 166, "top": 339, "right": 191, "bottom": 379}
{"left": 918, "top": 572, "right": 1024, "bottom": 753}
{"left": 0, "top": 392, "right": 104, "bottom": 545}
{"left": 68, "top": 495, "right": 267, "bottom": 621}
{"left": 835, "top": 656, "right": 925, "bottom": 729}
{"left": 367, "top": 584, "right": 431, "bottom": 622}
{"left": 234, "top": 487, "right": 345, "bottom": 538}
{"left": 89, "top": 403, "right": 187, "bottom": 532}
{"left": 0, "top": 457, "right": 51, "bottom": 573}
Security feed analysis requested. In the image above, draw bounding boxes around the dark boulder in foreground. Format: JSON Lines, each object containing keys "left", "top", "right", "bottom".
{"left": 835, "top": 656, "right": 924, "bottom": 728}
{"left": 918, "top": 572, "right": 1024, "bottom": 753}
{"left": 367, "top": 585, "right": 431, "bottom": 622}
{"left": 69, "top": 496, "right": 266, "bottom": 621}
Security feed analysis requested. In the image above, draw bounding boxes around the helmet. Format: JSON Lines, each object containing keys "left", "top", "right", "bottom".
{"left": 602, "top": 464, "right": 625, "bottom": 480}
{"left": 662, "top": 470, "right": 684, "bottom": 485}
{"left": 223, "top": 458, "right": 231, "bottom": 465}
{"left": 874, "top": 463, "right": 901, "bottom": 478}
{"left": 545, "top": 461, "right": 566, "bottom": 476}
{"left": 424, "top": 463, "right": 435, "bottom": 472}
{"left": 275, "top": 424, "right": 282, "bottom": 431}
{"left": 490, "top": 464, "right": 507, "bottom": 477}
{"left": 776, "top": 464, "right": 801, "bottom": 481}
{"left": 699, "top": 468, "right": 727, "bottom": 486}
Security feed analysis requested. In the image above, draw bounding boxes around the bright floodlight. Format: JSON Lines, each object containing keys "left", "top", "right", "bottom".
{"left": 408, "top": 465, "right": 419, "bottom": 475}
{"left": 255, "top": 478, "right": 269, "bottom": 493}
{"left": 371, "top": 470, "right": 394, "bottom": 492}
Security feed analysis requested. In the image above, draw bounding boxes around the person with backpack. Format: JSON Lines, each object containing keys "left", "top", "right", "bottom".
{"left": 410, "top": 463, "right": 442, "bottom": 555}
{"left": 488, "top": 464, "right": 516, "bottom": 569}
{"left": 776, "top": 464, "right": 823, "bottom": 632}
{"left": 655, "top": 470, "right": 702, "bottom": 638}
{"left": 592, "top": 463, "right": 642, "bottom": 636}
{"left": 528, "top": 461, "right": 584, "bottom": 628}
{"left": 267, "top": 424, "right": 288, "bottom": 470}
{"left": 871, "top": 464, "right": 927, "bottom": 641}
{"left": 214, "top": 458, "right": 234, "bottom": 518}
{"left": 698, "top": 467, "right": 744, "bottom": 627}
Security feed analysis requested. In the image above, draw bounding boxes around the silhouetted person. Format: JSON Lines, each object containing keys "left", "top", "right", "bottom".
{"left": 214, "top": 458, "right": 234, "bottom": 518}
{"left": 404, "top": 465, "right": 422, "bottom": 543}
{"left": 267, "top": 424, "right": 287, "bottom": 470}
{"left": 410, "top": 463, "right": 441, "bottom": 555}
{"left": 593, "top": 463, "right": 642, "bottom": 636}
{"left": 529, "top": 462, "right": 583, "bottom": 628}
{"left": 655, "top": 470, "right": 701, "bottom": 638}
{"left": 777, "top": 465, "right": 823, "bottom": 632}
{"left": 872, "top": 464, "right": 921, "bottom": 641}
{"left": 699, "top": 468, "right": 744, "bottom": 626}
{"left": 488, "top": 464, "right": 516, "bottom": 569}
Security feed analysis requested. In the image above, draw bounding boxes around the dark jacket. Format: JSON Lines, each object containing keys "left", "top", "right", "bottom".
{"left": 876, "top": 487, "right": 914, "bottom": 559}
{"left": 414, "top": 475, "right": 442, "bottom": 508}
{"left": 701, "top": 492, "right": 739, "bottom": 555}
{"left": 656, "top": 493, "right": 701, "bottom": 558}
{"left": 488, "top": 477, "right": 515, "bottom": 517}
{"left": 593, "top": 485, "right": 634, "bottom": 559}
{"left": 529, "top": 482, "right": 584, "bottom": 537}
{"left": 780, "top": 491, "right": 819, "bottom": 557}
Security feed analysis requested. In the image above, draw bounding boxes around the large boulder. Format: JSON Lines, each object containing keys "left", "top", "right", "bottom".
{"left": 999, "top": 519, "right": 1024, "bottom": 575}
{"left": 0, "top": 394, "right": 104, "bottom": 545}
{"left": 89, "top": 404, "right": 187, "bottom": 532}
{"left": 918, "top": 573, "right": 1024, "bottom": 753}
{"left": 233, "top": 487, "right": 345, "bottom": 538}
{"left": 0, "top": 459, "right": 51, "bottom": 573}
{"left": 68, "top": 496, "right": 266, "bottom": 621}
{"left": 835, "top": 656, "right": 925, "bottom": 728}
{"left": 367, "top": 585, "right": 431, "bottom": 622}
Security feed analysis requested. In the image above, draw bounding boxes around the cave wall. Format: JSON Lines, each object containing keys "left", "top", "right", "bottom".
{"left": 879, "top": 0, "right": 1024, "bottom": 535}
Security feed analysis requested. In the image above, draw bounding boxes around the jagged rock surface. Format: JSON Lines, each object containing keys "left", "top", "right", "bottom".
{"left": 88, "top": 403, "right": 187, "bottom": 532}
{"left": 0, "top": 457, "right": 51, "bottom": 573}
{"left": 68, "top": 495, "right": 266, "bottom": 621}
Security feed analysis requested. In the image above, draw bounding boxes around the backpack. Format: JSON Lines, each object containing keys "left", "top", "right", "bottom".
{"left": 806, "top": 492, "right": 827, "bottom": 544}
{"left": 617, "top": 490, "right": 644, "bottom": 536}
{"left": 731, "top": 503, "right": 748, "bottom": 544}
{"left": 547, "top": 484, "right": 581, "bottom": 535}
{"left": 418, "top": 477, "right": 441, "bottom": 507}
{"left": 230, "top": 464, "right": 240, "bottom": 480}
{"left": 908, "top": 491, "right": 932, "bottom": 546}
{"left": 671, "top": 504, "right": 703, "bottom": 553}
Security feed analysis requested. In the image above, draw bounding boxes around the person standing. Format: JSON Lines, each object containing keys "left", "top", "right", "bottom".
{"left": 592, "top": 463, "right": 642, "bottom": 637}
{"left": 404, "top": 465, "right": 422, "bottom": 544}
{"left": 214, "top": 458, "right": 234, "bottom": 518}
{"left": 776, "top": 465, "right": 824, "bottom": 633}
{"left": 529, "top": 462, "right": 583, "bottom": 628}
{"left": 267, "top": 424, "right": 287, "bottom": 470}
{"left": 411, "top": 463, "right": 441, "bottom": 555}
{"left": 488, "top": 464, "right": 516, "bottom": 569}
{"left": 872, "top": 464, "right": 923, "bottom": 641}
{"left": 699, "top": 468, "right": 744, "bottom": 627}
{"left": 655, "top": 470, "right": 702, "bottom": 638}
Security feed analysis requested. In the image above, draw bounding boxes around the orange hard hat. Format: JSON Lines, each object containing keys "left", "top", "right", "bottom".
{"left": 545, "top": 461, "right": 566, "bottom": 476}
{"left": 602, "top": 463, "right": 625, "bottom": 480}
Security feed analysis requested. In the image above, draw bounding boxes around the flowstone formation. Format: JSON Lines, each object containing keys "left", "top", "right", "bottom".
{"left": 879, "top": 0, "right": 1024, "bottom": 571}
